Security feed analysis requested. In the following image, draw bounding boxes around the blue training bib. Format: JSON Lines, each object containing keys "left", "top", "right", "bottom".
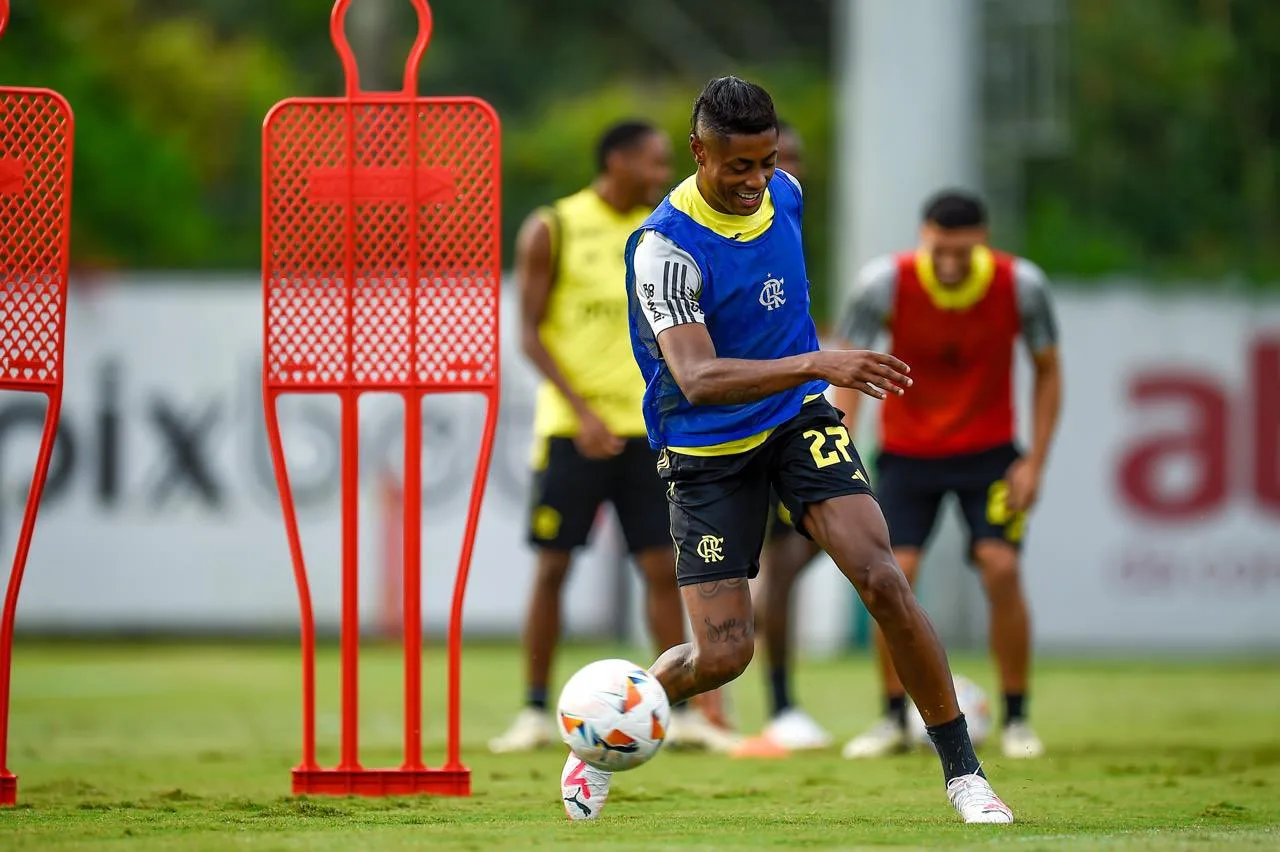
{"left": 625, "top": 172, "right": 828, "bottom": 449}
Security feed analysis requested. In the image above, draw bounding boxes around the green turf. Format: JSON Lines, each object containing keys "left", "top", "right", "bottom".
{"left": 2, "top": 640, "right": 1278, "bottom": 850}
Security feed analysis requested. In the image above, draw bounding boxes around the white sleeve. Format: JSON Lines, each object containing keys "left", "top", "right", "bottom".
{"left": 631, "top": 230, "right": 705, "bottom": 335}
{"left": 1013, "top": 257, "right": 1059, "bottom": 354}
{"left": 837, "top": 255, "right": 896, "bottom": 347}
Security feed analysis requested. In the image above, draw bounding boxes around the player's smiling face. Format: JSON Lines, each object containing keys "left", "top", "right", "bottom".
{"left": 691, "top": 128, "right": 779, "bottom": 216}
{"left": 920, "top": 223, "right": 989, "bottom": 286}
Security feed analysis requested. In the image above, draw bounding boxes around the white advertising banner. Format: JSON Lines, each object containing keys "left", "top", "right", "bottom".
{"left": 5, "top": 276, "right": 617, "bottom": 637}
{"left": 1021, "top": 290, "right": 1280, "bottom": 651}
{"left": 4, "top": 277, "right": 1278, "bottom": 652}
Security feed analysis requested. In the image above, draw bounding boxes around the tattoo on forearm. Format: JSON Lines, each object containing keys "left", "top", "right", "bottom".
{"left": 694, "top": 578, "right": 747, "bottom": 599}
{"left": 704, "top": 616, "right": 754, "bottom": 644}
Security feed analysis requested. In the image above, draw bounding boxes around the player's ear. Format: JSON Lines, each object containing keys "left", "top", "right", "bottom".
{"left": 689, "top": 133, "right": 706, "bottom": 167}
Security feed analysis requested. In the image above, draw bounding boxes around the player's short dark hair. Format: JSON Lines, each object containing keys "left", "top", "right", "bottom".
{"left": 596, "top": 120, "right": 659, "bottom": 174}
{"left": 922, "top": 190, "right": 988, "bottom": 229}
{"left": 691, "top": 76, "right": 778, "bottom": 138}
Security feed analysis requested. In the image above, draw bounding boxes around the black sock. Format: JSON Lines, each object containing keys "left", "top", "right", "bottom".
{"left": 1004, "top": 693, "right": 1026, "bottom": 726}
{"left": 927, "top": 713, "right": 985, "bottom": 782}
{"left": 769, "top": 667, "right": 792, "bottom": 717}
{"left": 527, "top": 685, "right": 548, "bottom": 711}
{"left": 886, "top": 694, "right": 907, "bottom": 729}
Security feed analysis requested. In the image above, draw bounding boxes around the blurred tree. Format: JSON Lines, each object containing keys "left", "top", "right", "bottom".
{"left": 6, "top": 0, "right": 834, "bottom": 273}
{"left": 0, "top": 0, "right": 294, "bottom": 268}
{"left": 151, "top": 0, "right": 834, "bottom": 110}
{"left": 11, "top": 0, "right": 1276, "bottom": 291}
{"left": 1023, "top": 0, "right": 1280, "bottom": 285}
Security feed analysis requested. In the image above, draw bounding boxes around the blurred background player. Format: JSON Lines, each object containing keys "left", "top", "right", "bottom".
{"left": 491, "top": 120, "right": 735, "bottom": 754}
{"left": 835, "top": 190, "right": 1062, "bottom": 760}
{"left": 731, "top": 121, "right": 832, "bottom": 755}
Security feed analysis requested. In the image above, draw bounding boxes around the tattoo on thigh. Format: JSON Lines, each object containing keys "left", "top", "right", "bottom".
{"left": 704, "top": 616, "right": 754, "bottom": 644}
{"left": 694, "top": 578, "right": 748, "bottom": 599}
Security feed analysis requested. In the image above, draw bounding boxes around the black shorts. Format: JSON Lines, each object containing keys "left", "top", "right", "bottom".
{"left": 658, "top": 399, "right": 874, "bottom": 587}
{"left": 764, "top": 489, "right": 802, "bottom": 542}
{"left": 527, "top": 437, "right": 670, "bottom": 553}
{"left": 875, "top": 442, "right": 1026, "bottom": 557}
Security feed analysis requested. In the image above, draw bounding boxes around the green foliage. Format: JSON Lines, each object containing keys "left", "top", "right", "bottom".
{"left": 1, "top": 0, "right": 294, "bottom": 268}
{"left": 6, "top": 0, "right": 1280, "bottom": 292}
{"left": 1024, "top": 0, "right": 1280, "bottom": 285}
{"left": 3, "top": 0, "right": 835, "bottom": 279}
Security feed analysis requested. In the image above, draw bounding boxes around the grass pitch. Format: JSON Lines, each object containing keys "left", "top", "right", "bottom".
{"left": 3, "top": 640, "right": 1278, "bottom": 850}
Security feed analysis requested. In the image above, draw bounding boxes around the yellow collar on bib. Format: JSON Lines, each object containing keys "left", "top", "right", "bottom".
{"left": 915, "top": 245, "right": 995, "bottom": 311}
{"left": 669, "top": 174, "right": 774, "bottom": 242}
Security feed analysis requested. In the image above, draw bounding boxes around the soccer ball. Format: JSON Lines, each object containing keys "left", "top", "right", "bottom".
{"left": 906, "top": 674, "right": 993, "bottom": 749}
{"left": 557, "top": 658, "right": 670, "bottom": 772}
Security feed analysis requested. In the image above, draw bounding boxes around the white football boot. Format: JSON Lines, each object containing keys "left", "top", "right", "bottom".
{"left": 1001, "top": 721, "right": 1046, "bottom": 759}
{"left": 946, "top": 773, "right": 1014, "bottom": 823}
{"left": 561, "top": 754, "right": 611, "bottom": 821}
{"left": 841, "top": 717, "right": 910, "bottom": 759}
{"left": 762, "top": 708, "right": 833, "bottom": 750}
{"left": 488, "top": 707, "right": 554, "bottom": 754}
{"left": 665, "top": 706, "right": 741, "bottom": 752}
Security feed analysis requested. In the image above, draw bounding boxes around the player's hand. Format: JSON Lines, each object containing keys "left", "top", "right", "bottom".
{"left": 1005, "top": 458, "right": 1041, "bottom": 513}
{"left": 815, "top": 350, "right": 912, "bottom": 400}
{"left": 574, "top": 408, "right": 625, "bottom": 459}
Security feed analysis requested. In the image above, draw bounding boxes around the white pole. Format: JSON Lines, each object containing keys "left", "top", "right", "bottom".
{"left": 841, "top": 0, "right": 983, "bottom": 286}
{"left": 835, "top": 0, "right": 985, "bottom": 647}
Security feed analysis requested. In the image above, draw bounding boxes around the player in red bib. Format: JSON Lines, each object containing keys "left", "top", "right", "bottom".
{"left": 836, "top": 190, "right": 1062, "bottom": 761}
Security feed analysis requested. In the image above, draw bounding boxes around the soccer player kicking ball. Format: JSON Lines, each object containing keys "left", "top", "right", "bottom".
{"left": 493, "top": 120, "right": 735, "bottom": 756}
{"left": 836, "top": 190, "right": 1060, "bottom": 762}
{"left": 560, "top": 76, "right": 1013, "bottom": 825}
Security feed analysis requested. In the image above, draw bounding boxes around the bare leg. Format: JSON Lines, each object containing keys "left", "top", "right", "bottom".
{"left": 650, "top": 578, "right": 755, "bottom": 705}
{"left": 803, "top": 496, "right": 960, "bottom": 725}
{"left": 524, "top": 548, "right": 572, "bottom": 699}
{"left": 759, "top": 533, "right": 818, "bottom": 677}
{"left": 758, "top": 532, "right": 821, "bottom": 715}
{"left": 973, "top": 541, "right": 1030, "bottom": 711}
{"left": 633, "top": 545, "right": 686, "bottom": 654}
{"left": 631, "top": 545, "right": 738, "bottom": 726}
{"left": 872, "top": 547, "right": 923, "bottom": 701}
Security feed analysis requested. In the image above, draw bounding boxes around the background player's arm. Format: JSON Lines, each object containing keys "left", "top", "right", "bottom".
{"left": 1008, "top": 259, "right": 1063, "bottom": 511}
{"left": 633, "top": 233, "right": 909, "bottom": 407}
{"left": 833, "top": 257, "right": 896, "bottom": 433}
{"left": 517, "top": 210, "right": 623, "bottom": 458}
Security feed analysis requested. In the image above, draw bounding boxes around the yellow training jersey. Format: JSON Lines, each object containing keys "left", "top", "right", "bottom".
{"left": 532, "top": 187, "right": 651, "bottom": 438}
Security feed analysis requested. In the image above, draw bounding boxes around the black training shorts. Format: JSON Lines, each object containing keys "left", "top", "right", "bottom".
{"left": 658, "top": 399, "right": 874, "bottom": 587}
{"left": 527, "top": 437, "right": 671, "bottom": 553}
{"left": 876, "top": 442, "right": 1026, "bottom": 558}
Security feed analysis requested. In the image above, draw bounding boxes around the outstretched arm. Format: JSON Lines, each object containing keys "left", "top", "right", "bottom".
{"left": 656, "top": 323, "right": 909, "bottom": 407}
{"left": 657, "top": 323, "right": 821, "bottom": 406}
{"left": 629, "top": 232, "right": 909, "bottom": 406}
